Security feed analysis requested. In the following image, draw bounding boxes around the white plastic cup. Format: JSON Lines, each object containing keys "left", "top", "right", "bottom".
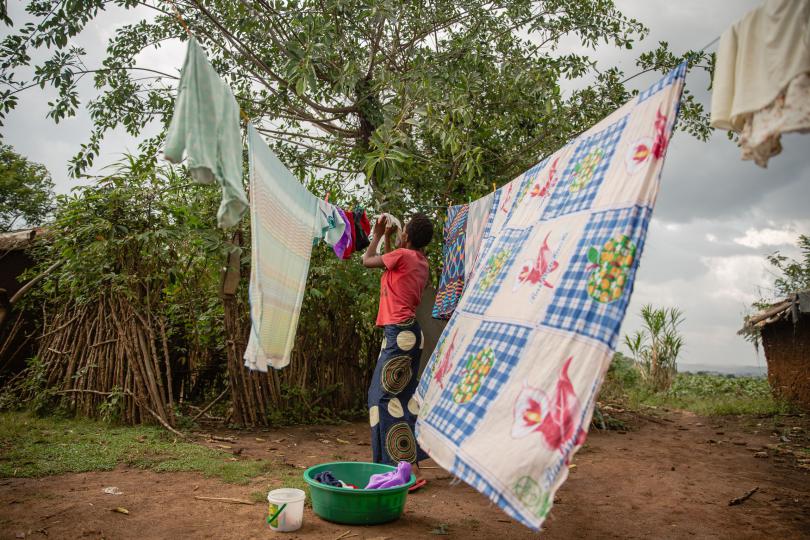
{"left": 267, "top": 488, "right": 305, "bottom": 532}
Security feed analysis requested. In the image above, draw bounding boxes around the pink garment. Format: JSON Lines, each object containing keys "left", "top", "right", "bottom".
{"left": 365, "top": 461, "right": 412, "bottom": 489}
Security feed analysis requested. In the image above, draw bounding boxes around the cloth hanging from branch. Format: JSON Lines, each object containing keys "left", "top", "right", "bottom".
{"left": 414, "top": 63, "right": 687, "bottom": 531}
{"left": 244, "top": 124, "right": 345, "bottom": 371}
{"left": 164, "top": 37, "right": 248, "bottom": 229}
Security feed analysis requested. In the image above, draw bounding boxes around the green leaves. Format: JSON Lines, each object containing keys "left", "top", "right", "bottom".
{"left": 624, "top": 304, "right": 685, "bottom": 392}
{"left": 0, "top": 144, "right": 54, "bottom": 231}
{"left": 1, "top": 0, "right": 713, "bottom": 201}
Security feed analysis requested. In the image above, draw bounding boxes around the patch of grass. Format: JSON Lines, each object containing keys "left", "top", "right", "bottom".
{"left": 600, "top": 355, "right": 793, "bottom": 416}
{"left": 255, "top": 472, "right": 311, "bottom": 508}
{"left": 0, "top": 412, "right": 272, "bottom": 483}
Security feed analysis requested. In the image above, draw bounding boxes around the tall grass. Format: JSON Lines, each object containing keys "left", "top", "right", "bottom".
{"left": 600, "top": 354, "right": 790, "bottom": 416}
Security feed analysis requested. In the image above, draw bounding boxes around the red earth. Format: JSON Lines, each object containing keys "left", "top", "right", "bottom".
{"left": 1, "top": 409, "right": 808, "bottom": 539}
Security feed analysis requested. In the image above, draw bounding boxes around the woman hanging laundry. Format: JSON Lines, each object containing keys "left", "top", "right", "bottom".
{"left": 361, "top": 213, "right": 434, "bottom": 465}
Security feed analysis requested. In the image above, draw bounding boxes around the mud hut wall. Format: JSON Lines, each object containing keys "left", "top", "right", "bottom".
{"left": 762, "top": 316, "right": 810, "bottom": 409}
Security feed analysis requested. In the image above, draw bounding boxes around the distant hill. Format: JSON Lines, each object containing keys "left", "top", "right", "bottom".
{"left": 677, "top": 363, "right": 767, "bottom": 377}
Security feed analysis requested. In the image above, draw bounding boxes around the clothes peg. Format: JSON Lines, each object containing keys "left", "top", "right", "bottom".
{"left": 492, "top": 182, "right": 496, "bottom": 193}
{"left": 324, "top": 192, "right": 330, "bottom": 204}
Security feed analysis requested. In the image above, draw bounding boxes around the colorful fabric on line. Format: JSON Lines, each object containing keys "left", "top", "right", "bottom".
{"left": 244, "top": 124, "right": 345, "bottom": 371}
{"left": 333, "top": 208, "right": 353, "bottom": 258}
{"left": 369, "top": 318, "right": 428, "bottom": 466}
{"left": 464, "top": 192, "right": 496, "bottom": 282}
{"left": 354, "top": 209, "right": 371, "bottom": 251}
{"left": 164, "top": 38, "right": 248, "bottom": 229}
{"left": 432, "top": 204, "right": 469, "bottom": 319}
{"left": 414, "top": 64, "right": 687, "bottom": 531}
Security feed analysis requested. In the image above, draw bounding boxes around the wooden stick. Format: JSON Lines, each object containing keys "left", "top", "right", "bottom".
{"left": 728, "top": 486, "right": 758, "bottom": 506}
{"left": 741, "top": 300, "right": 792, "bottom": 330}
{"left": 191, "top": 388, "right": 228, "bottom": 422}
{"left": 9, "top": 260, "right": 63, "bottom": 307}
{"left": 193, "top": 496, "right": 254, "bottom": 505}
{"left": 90, "top": 339, "right": 118, "bottom": 348}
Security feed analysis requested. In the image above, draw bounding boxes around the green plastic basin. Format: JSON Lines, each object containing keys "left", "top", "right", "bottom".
{"left": 303, "top": 461, "right": 416, "bottom": 525}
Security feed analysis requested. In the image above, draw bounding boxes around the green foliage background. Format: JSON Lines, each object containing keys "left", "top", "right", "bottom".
{"left": 0, "top": 144, "right": 54, "bottom": 231}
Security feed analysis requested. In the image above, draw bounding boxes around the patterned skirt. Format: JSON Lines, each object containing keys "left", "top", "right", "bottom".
{"left": 368, "top": 318, "right": 428, "bottom": 465}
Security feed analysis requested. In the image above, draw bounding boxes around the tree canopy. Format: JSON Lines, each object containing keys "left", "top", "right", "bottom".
{"left": 0, "top": 144, "right": 55, "bottom": 231}
{"left": 763, "top": 234, "right": 810, "bottom": 302}
{"left": 1, "top": 0, "right": 712, "bottom": 219}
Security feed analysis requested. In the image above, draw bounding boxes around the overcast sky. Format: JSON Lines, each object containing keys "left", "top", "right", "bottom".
{"left": 3, "top": 1, "right": 808, "bottom": 370}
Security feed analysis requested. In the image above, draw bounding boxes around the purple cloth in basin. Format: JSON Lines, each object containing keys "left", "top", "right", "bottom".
{"left": 364, "top": 461, "right": 412, "bottom": 489}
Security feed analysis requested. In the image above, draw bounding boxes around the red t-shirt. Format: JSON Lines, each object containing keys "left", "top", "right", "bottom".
{"left": 376, "top": 248, "right": 429, "bottom": 326}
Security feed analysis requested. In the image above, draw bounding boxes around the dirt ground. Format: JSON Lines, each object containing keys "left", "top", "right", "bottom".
{"left": 1, "top": 410, "right": 808, "bottom": 540}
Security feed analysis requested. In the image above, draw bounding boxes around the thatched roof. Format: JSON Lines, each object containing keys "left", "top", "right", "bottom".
{"left": 0, "top": 228, "right": 47, "bottom": 252}
{"left": 739, "top": 289, "right": 810, "bottom": 334}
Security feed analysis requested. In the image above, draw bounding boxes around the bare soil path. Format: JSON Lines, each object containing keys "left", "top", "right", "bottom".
{"left": 1, "top": 410, "right": 808, "bottom": 539}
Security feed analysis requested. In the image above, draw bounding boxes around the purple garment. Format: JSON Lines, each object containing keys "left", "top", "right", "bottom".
{"left": 332, "top": 208, "right": 353, "bottom": 258}
{"left": 364, "top": 461, "right": 412, "bottom": 489}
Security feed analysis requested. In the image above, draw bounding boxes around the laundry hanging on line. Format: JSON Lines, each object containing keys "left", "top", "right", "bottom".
{"left": 432, "top": 204, "right": 469, "bottom": 320}
{"left": 415, "top": 63, "right": 687, "bottom": 531}
{"left": 327, "top": 204, "right": 372, "bottom": 259}
{"left": 164, "top": 38, "right": 357, "bottom": 371}
{"left": 353, "top": 209, "right": 372, "bottom": 251}
{"left": 243, "top": 123, "right": 345, "bottom": 371}
{"left": 710, "top": 0, "right": 810, "bottom": 167}
{"left": 464, "top": 192, "right": 496, "bottom": 283}
{"left": 164, "top": 37, "right": 248, "bottom": 229}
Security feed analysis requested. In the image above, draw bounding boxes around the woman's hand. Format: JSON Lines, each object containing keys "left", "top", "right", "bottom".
{"left": 372, "top": 215, "right": 387, "bottom": 238}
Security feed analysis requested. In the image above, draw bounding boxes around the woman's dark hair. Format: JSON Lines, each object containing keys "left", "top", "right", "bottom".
{"left": 406, "top": 213, "right": 434, "bottom": 249}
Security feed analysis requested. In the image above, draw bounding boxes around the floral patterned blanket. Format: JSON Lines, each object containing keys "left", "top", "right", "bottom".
{"left": 415, "top": 64, "right": 687, "bottom": 530}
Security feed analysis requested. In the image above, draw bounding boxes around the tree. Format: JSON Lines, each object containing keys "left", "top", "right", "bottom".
{"left": 763, "top": 234, "right": 810, "bottom": 301}
{"left": 625, "top": 305, "right": 684, "bottom": 392}
{"left": 1, "top": 0, "right": 712, "bottom": 222}
{"left": 0, "top": 144, "right": 55, "bottom": 231}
